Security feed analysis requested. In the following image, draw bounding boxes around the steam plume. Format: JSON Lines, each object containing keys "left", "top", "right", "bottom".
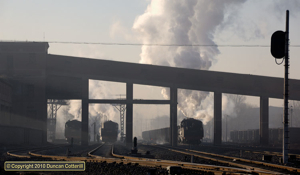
{"left": 133, "top": 0, "right": 246, "bottom": 124}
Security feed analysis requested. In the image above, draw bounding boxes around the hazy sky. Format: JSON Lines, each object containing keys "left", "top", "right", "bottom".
{"left": 1, "top": 0, "right": 300, "bottom": 112}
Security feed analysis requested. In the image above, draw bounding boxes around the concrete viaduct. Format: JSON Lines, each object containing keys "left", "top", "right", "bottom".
{"left": 1, "top": 42, "right": 300, "bottom": 146}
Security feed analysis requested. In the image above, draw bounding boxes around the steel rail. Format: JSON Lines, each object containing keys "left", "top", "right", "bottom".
{"left": 197, "top": 143, "right": 300, "bottom": 159}
{"left": 154, "top": 145, "right": 299, "bottom": 174}
{"left": 7, "top": 143, "right": 286, "bottom": 174}
{"left": 7, "top": 145, "right": 69, "bottom": 159}
{"left": 7, "top": 151, "right": 31, "bottom": 159}
{"left": 87, "top": 143, "right": 105, "bottom": 157}
{"left": 244, "top": 150, "right": 300, "bottom": 159}
{"left": 187, "top": 149, "right": 300, "bottom": 173}
{"left": 109, "top": 145, "right": 262, "bottom": 174}
{"left": 170, "top": 147, "right": 284, "bottom": 174}
{"left": 28, "top": 144, "right": 104, "bottom": 160}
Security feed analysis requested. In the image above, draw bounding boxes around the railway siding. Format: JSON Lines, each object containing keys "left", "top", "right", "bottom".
{"left": 162, "top": 144, "right": 300, "bottom": 174}
{"left": 6, "top": 142, "right": 298, "bottom": 174}
{"left": 188, "top": 148, "right": 300, "bottom": 173}
{"left": 111, "top": 145, "right": 253, "bottom": 174}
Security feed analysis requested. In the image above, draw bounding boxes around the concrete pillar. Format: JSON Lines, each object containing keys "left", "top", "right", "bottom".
{"left": 170, "top": 87, "right": 177, "bottom": 147}
{"left": 39, "top": 79, "right": 47, "bottom": 144}
{"left": 43, "top": 97, "right": 47, "bottom": 144}
{"left": 126, "top": 82, "right": 133, "bottom": 147}
{"left": 81, "top": 78, "right": 89, "bottom": 146}
{"left": 260, "top": 96, "right": 269, "bottom": 146}
{"left": 214, "top": 92, "right": 222, "bottom": 145}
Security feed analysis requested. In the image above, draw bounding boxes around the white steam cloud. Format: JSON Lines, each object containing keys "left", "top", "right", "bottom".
{"left": 65, "top": 81, "right": 120, "bottom": 122}
{"left": 133, "top": 0, "right": 246, "bottom": 124}
{"left": 54, "top": 80, "right": 120, "bottom": 140}
{"left": 67, "top": 100, "right": 82, "bottom": 121}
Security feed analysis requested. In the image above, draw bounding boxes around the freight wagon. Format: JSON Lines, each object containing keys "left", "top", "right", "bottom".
{"left": 230, "top": 127, "right": 300, "bottom": 144}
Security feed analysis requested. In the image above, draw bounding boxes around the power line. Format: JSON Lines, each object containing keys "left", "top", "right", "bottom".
{"left": 1, "top": 40, "right": 300, "bottom": 47}
{"left": 49, "top": 41, "right": 271, "bottom": 47}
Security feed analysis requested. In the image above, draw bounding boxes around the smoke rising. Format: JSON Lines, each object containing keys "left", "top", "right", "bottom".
{"left": 133, "top": 0, "right": 246, "bottom": 124}
{"left": 53, "top": 80, "right": 121, "bottom": 140}
{"left": 52, "top": 0, "right": 300, "bottom": 139}
{"left": 88, "top": 80, "right": 123, "bottom": 124}
{"left": 87, "top": 80, "right": 121, "bottom": 139}
{"left": 67, "top": 100, "right": 82, "bottom": 121}
{"left": 55, "top": 105, "right": 74, "bottom": 139}
{"left": 54, "top": 1, "right": 249, "bottom": 139}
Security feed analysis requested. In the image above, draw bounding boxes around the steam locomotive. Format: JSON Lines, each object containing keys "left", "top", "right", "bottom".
{"left": 142, "top": 118, "right": 204, "bottom": 144}
{"left": 101, "top": 120, "right": 119, "bottom": 143}
{"left": 65, "top": 120, "right": 81, "bottom": 143}
{"left": 65, "top": 120, "right": 119, "bottom": 143}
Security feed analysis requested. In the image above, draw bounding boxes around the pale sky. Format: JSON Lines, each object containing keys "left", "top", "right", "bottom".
{"left": 1, "top": 0, "right": 300, "bottom": 125}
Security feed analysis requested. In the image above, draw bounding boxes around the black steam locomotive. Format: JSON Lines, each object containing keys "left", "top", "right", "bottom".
{"left": 65, "top": 120, "right": 81, "bottom": 143}
{"left": 101, "top": 120, "right": 118, "bottom": 143}
{"left": 142, "top": 118, "right": 204, "bottom": 144}
{"left": 178, "top": 118, "right": 204, "bottom": 144}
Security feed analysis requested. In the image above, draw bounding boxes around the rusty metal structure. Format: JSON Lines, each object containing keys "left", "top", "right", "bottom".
{"left": 47, "top": 99, "right": 67, "bottom": 141}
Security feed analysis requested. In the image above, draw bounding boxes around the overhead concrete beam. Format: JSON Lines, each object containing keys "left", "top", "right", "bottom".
{"left": 89, "top": 99, "right": 171, "bottom": 104}
{"left": 46, "top": 54, "right": 300, "bottom": 101}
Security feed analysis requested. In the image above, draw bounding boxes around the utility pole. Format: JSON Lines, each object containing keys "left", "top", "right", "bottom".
{"left": 283, "top": 10, "right": 290, "bottom": 164}
{"left": 271, "top": 10, "right": 289, "bottom": 164}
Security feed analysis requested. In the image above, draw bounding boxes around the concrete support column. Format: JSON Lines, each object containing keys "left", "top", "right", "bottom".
{"left": 126, "top": 82, "right": 133, "bottom": 147}
{"left": 214, "top": 91, "right": 222, "bottom": 145}
{"left": 42, "top": 97, "right": 47, "bottom": 144}
{"left": 81, "top": 78, "right": 89, "bottom": 146}
{"left": 260, "top": 96, "right": 269, "bottom": 146}
{"left": 170, "top": 87, "right": 177, "bottom": 147}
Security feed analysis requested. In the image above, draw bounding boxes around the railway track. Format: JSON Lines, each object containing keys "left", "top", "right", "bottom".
{"left": 195, "top": 143, "right": 300, "bottom": 159}
{"left": 244, "top": 150, "right": 300, "bottom": 159}
{"left": 152, "top": 144, "right": 300, "bottom": 174}
{"left": 4, "top": 142, "right": 270, "bottom": 174}
{"left": 111, "top": 145, "right": 259, "bottom": 174}
{"left": 6, "top": 144, "right": 70, "bottom": 159}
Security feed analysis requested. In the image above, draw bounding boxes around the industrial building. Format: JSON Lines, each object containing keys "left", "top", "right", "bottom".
{"left": 0, "top": 42, "right": 48, "bottom": 145}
